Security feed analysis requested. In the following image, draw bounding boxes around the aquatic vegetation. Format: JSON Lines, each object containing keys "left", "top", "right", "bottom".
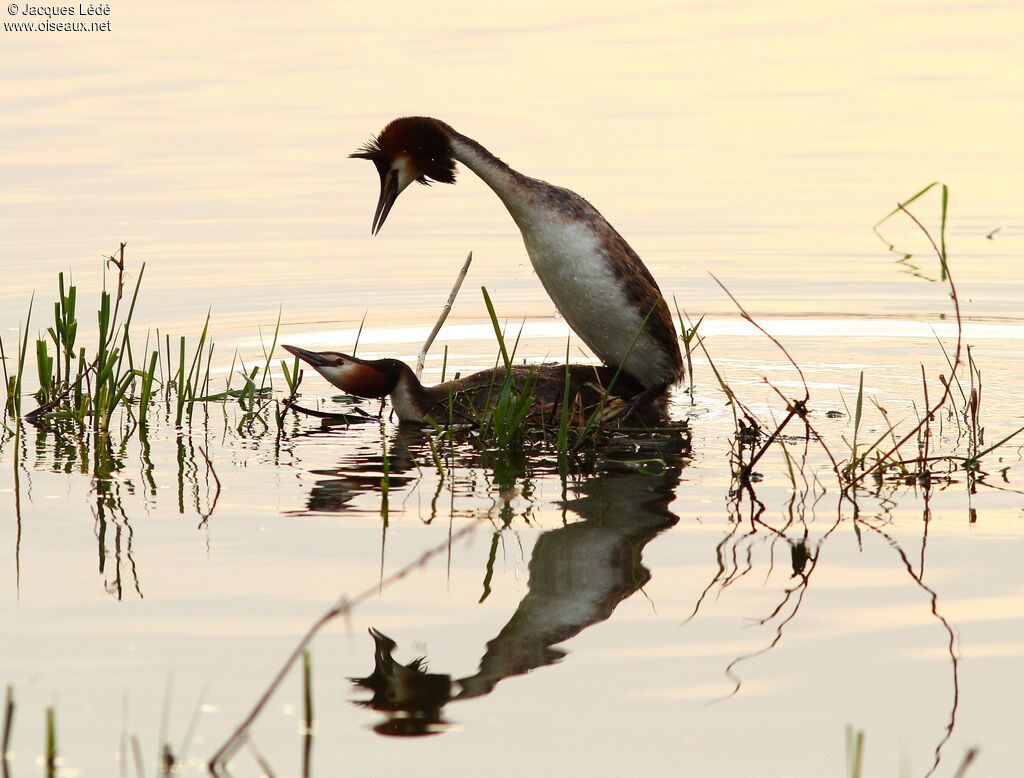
{"left": 0, "top": 245, "right": 292, "bottom": 444}
{"left": 694, "top": 184, "right": 1024, "bottom": 504}
{"left": 0, "top": 187, "right": 1011, "bottom": 777}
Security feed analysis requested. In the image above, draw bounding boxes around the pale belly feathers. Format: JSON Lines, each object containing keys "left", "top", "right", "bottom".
{"left": 515, "top": 213, "right": 671, "bottom": 388}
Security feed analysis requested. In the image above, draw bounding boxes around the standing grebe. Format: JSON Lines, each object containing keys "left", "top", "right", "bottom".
{"left": 281, "top": 345, "right": 661, "bottom": 425}
{"left": 350, "top": 117, "right": 683, "bottom": 398}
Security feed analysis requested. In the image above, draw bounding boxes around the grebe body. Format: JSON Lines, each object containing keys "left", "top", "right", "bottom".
{"left": 351, "top": 117, "right": 683, "bottom": 394}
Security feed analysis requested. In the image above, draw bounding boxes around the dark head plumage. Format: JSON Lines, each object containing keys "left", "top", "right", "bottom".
{"left": 351, "top": 117, "right": 457, "bottom": 233}
{"left": 351, "top": 116, "right": 456, "bottom": 185}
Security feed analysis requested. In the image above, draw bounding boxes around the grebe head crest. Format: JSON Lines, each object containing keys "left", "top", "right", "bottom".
{"left": 350, "top": 117, "right": 456, "bottom": 234}
{"left": 282, "top": 345, "right": 407, "bottom": 399}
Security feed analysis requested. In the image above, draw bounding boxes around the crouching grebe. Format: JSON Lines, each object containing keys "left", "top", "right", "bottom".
{"left": 282, "top": 345, "right": 664, "bottom": 425}
{"left": 351, "top": 117, "right": 683, "bottom": 399}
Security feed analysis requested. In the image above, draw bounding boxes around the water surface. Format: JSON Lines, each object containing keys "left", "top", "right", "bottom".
{"left": 2, "top": 1, "right": 1024, "bottom": 776}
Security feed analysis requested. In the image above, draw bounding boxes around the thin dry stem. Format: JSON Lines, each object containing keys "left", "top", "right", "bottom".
{"left": 416, "top": 252, "right": 473, "bottom": 380}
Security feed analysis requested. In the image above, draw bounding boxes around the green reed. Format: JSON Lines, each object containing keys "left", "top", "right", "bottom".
{"left": 1, "top": 294, "right": 33, "bottom": 418}
{"left": 138, "top": 347, "right": 160, "bottom": 427}
{"left": 477, "top": 287, "right": 538, "bottom": 450}
{"left": 93, "top": 253, "right": 146, "bottom": 430}
{"left": 0, "top": 245, "right": 293, "bottom": 448}
{"left": 844, "top": 725, "right": 864, "bottom": 778}
{"left": 173, "top": 312, "right": 212, "bottom": 427}
{"left": 555, "top": 339, "right": 572, "bottom": 469}
{"left": 8, "top": 246, "right": 153, "bottom": 431}
{"left": 840, "top": 371, "right": 865, "bottom": 478}
{"left": 49, "top": 272, "right": 78, "bottom": 389}
{"left": 673, "top": 297, "right": 703, "bottom": 400}
{"left": 44, "top": 706, "right": 56, "bottom": 778}
{"left": 276, "top": 351, "right": 302, "bottom": 428}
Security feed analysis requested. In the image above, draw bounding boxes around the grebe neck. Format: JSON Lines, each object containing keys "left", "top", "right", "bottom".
{"left": 444, "top": 129, "right": 539, "bottom": 219}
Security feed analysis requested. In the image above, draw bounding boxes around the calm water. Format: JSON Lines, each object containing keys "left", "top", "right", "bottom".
{"left": 3, "top": 1, "right": 1024, "bottom": 776}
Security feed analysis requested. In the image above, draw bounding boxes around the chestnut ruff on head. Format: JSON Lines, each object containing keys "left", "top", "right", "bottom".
{"left": 281, "top": 345, "right": 402, "bottom": 399}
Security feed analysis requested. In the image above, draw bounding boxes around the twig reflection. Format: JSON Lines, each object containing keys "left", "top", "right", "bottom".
{"left": 860, "top": 519, "right": 961, "bottom": 778}
{"left": 685, "top": 488, "right": 965, "bottom": 775}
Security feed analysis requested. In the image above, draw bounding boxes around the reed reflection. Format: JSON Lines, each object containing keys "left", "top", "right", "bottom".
{"left": 3, "top": 422, "right": 24, "bottom": 598}
{"left": 4, "top": 412, "right": 226, "bottom": 599}
{"left": 349, "top": 440, "right": 687, "bottom": 735}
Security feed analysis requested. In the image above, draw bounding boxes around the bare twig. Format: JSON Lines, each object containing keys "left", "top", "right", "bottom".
{"left": 709, "top": 273, "right": 810, "bottom": 400}
{"left": 416, "top": 252, "right": 473, "bottom": 380}
{"left": 702, "top": 276, "right": 815, "bottom": 489}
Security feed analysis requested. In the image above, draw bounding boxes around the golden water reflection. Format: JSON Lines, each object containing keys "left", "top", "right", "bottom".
{"left": 3, "top": 1, "right": 1024, "bottom": 346}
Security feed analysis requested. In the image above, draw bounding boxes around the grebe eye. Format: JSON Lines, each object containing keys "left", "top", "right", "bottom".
{"left": 335, "top": 358, "right": 345, "bottom": 366}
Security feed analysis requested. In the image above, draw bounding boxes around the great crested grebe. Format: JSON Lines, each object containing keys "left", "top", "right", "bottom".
{"left": 350, "top": 117, "right": 683, "bottom": 398}
{"left": 281, "top": 344, "right": 662, "bottom": 425}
